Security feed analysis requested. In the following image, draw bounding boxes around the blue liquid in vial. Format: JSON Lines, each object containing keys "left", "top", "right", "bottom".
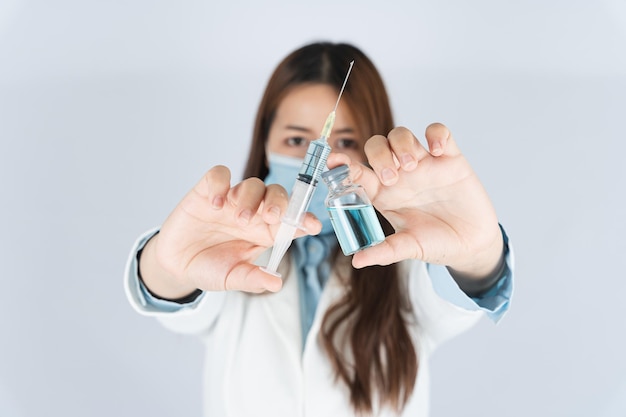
{"left": 327, "top": 204, "right": 385, "bottom": 255}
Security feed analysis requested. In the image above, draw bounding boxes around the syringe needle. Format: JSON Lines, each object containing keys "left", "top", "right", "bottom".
{"left": 333, "top": 60, "right": 354, "bottom": 112}
{"left": 321, "top": 60, "right": 355, "bottom": 140}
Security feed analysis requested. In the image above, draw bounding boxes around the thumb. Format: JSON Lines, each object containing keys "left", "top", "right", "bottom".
{"left": 187, "top": 251, "right": 283, "bottom": 293}
{"left": 224, "top": 263, "right": 283, "bottom": 293}
{"left": 351, "top": 232, "right": 424, "bottom": 269}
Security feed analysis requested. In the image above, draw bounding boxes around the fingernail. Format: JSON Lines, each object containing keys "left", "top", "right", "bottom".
{"left": 212, "top": 195, "right": 224, "bottom": 209}
{"left": 431, "top": 141, "right": 443, "bottom": 156}
{"left": 400, "top": 154, "right": 417, "bottom": 170}
{"left": 268, "top": 206, "right": 281, "bottom": 220}
{"left": 381, "top": 168, "right": 396, "bottom": 184}
{"left": 238, "top": 209, "right": 252, "bottom": 224}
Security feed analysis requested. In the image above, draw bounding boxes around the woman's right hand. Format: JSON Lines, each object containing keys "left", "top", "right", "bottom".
{"left": 138, "top": 165, "right": 322, "bottom": 299}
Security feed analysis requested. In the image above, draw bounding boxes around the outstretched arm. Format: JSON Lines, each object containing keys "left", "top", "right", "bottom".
{"left": 138, "top": 165, "right": 322, "bottom": 300}
{"left": 327, "top": 123, "right": 505, "bottom": 295}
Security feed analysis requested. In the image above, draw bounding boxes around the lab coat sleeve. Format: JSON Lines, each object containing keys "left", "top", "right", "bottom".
{"left": 123, "top": 228, "right": 226, "bottom": 335}
{"left": 427, "top": 225, "right": 514, "bottom": 323}
{"left": 407, "top": 227, "right": 514, "bottom": 351}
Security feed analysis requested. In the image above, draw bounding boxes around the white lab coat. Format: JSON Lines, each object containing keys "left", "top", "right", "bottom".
{"left": 125, "top": 235, "right": 484, "bottom": 417}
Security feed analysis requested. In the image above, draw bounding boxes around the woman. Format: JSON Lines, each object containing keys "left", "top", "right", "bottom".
{"left": 125, "top": 42, "right": 513, "bottom": 416}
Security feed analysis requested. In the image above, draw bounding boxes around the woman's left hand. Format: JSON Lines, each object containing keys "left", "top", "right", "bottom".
{"left": 327, "top": 123, "right": 504, "bottom": 284}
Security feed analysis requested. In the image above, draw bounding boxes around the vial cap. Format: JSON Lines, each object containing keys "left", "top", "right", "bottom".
{"left": 321, "top": 164, "right": 349, "bottom": 185}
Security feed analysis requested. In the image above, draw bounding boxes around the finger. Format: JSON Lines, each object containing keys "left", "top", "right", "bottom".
{"left": 326, "top": 152, "right": 353, "bottom": 170}
{"left": 228, "top": 177, "right": 267, "bottom": 225}
{"left": 224, "top": 262, "right": 283, "bottom": 293}
{"left": 328, "top": 151, "right": 383, "bottom": 209}
{"left": 185, "top": 248, "right": 283, "bottom": 293}
{"left": 342, "top": 161, "right": 383, "bottom": 205}
{"left": 299, "top": 213, "right": 323, "bottom": 236}
{"left": 386, "top": 126, "right": 429, "bottom": 171}
{"left": 351, "top": 232, "right": 424, "bottom": 269}
{"left": 262, "top": 184, "right": 289, "bottom": 224}
{"left": 197, "top": 165, "right": 231, "bottom": 209}
{"left": 262, "top": 184, "right": 322, "bottom": 235}
{"left": 364, "top": 134, "right": 400, "bottom": 186}
{"left": 259, "top": 183, "right": 321, "bottom": 241}
{"left": 424, "top": 122, "right": 461, "bottom": 157}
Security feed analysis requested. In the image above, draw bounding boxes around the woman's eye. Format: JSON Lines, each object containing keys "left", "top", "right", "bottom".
{"left": 285, "top": 137, "right": 308, "bottom": 147}
{"left": 335, "top": 138, "right": 359, "bottom": 150}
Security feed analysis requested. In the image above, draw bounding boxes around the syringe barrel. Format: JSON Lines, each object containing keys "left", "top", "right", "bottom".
{"left": 282, "top": 179, "right": 316, "bottom": 227}
{"left": 297, "top": 139, "right": 332, "bottom": 186}
{"left": 283, "top": 138, "right": 331, "bottom": 227}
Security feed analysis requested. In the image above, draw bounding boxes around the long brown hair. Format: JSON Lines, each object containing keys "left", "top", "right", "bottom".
{"left": 243, "top": 42, "right": 418, "bottom": 414}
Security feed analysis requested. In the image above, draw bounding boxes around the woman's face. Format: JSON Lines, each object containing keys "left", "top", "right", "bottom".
{"left": 266, "top": 83, "right": 366, "bottom": 164}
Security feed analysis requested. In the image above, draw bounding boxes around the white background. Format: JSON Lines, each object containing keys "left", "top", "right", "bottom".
{"left": 1, "top": 1, "right": 625, "bottom": 416}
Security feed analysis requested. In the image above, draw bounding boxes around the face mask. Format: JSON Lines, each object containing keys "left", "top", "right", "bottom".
{"left": 264, "top": 152, "right": 333, "bottom": 234}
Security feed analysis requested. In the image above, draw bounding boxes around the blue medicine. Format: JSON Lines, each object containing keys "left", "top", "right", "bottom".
{"left": 322, "top": 164, "right": 385, "bottom": 256}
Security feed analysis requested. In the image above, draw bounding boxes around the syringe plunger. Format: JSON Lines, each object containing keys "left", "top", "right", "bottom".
{"left": 262, "top": 222, "right": 297, "bottom": 277}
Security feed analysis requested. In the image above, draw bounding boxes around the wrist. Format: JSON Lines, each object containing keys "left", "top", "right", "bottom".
{"left": 138, "top": 233, "right": 200, "bottom": 300}
{"left": 447, "top": 233, "right": 506, "bottom": 297}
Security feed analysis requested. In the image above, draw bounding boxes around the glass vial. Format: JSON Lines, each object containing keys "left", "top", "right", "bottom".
{"left": 321, "top": 164, "right": 385, "bottom": 256}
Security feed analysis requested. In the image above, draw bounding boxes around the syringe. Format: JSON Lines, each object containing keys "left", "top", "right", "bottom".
{"left": 261, "top": 60, "right": 354, "bottom": 277}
